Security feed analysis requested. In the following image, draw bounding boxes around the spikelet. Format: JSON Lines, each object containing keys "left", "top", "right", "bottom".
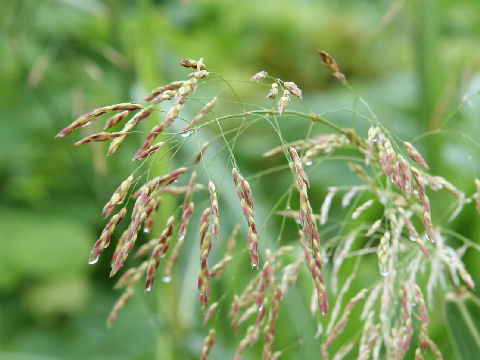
{"left": 200, "top": 328, "right": 216, "bottom": 360}
{"left": 318, "top": 50, "right": 346, "bottom": 84}
{"left": 104, "top": 110, "right": 129, "bottom": 130}
{"left": 56, "top": 103, "right": 143, "bottom": 138}
{"left": 133, "top": 141, "right": 166, "bottom": 161}
{"left": 141, "top": 81, "right": 184, "bottom": 102}
{"left": 198, "top": 227, "right": 212, "bottom": 310}
{"left": 377, "top": 231, "right": 390, "bottom": 276}
{"left": 74, "top": 131, "right": 125, "bottom": 146}
{"left": 208, "top": 181, "right": 220, "bottom": 241}
{"left": 277, "top": 90, "right": 290, "bottom": 115}
{"left": 352, "top": 199, "right": 374, "bottom": 220}
{"left": 284, "top": 81, "right": 302, "bottom": 99}
{"left": 103, "top": 175, "right": 134, "bottom": 218}
{"left": 266, "top": 83, "right": 279, "bottom": 99}
{"left": 251, "top": 71, "right": 268, "bottom": 82}
{"left": 404, "top": 142, "right": 429, "bottom": 170}
{"left": 89, "top": 207, "right": 127, "bottom": 264}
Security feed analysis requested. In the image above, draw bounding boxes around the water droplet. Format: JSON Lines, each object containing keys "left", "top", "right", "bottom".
{"left": 295, "top": 218, "right": 301, "bottom": 224}
{"left": 251, "top": 262, "right": 258, "bottom": 269}
{"left": 174, "top": 180, "right": 178, "bottom": 183}
{"left": 89, "top": 256, "right": 99, "bottom": 264}
{"left": 305, "top": 161, "right": 312, "bottom": 166}
{"left": 286, "top": 205, "right": 291, "bottom": 210}
{"left": 178, "top": 235, "right": 185, "bottom": 242}
{"left": 144, "top": 227, "right": 150, "bottom": 233}
{"left": 146, "top": 284, "right": 152, "bottom": 292}
{"left": 380, "top": 268, "right": 389, "bottom": 277}
{"left": 409, "top": 236, "right": 417, "bottom": 242}
{"left": 181, "top": 131, "right": 191, "bottom": 138}
{"left": 162, "top": 276, "right": 172, "bottom": 283}
{"left": 258, "top": 305, "right": 264, "bottom": 312}
{"left": 160, "top": 253, "right": 166, "bottom": 258}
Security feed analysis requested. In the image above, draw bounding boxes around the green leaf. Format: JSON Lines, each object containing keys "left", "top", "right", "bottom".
{"left": 445, "top": 289, "right": 480, "bottom": 359}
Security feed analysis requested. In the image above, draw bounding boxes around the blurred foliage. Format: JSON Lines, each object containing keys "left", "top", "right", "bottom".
{"left": 1, "top": 0, "right": 480, "bottom": 359}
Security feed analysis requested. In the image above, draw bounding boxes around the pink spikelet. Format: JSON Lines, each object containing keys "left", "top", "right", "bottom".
{"left": 104, "top": 110, "right": 129, "bottom": 130}
{"left": 404, "top": 142, "right": 429, "bottom": 170}
{"left": 144, "top": 216, "right": 175, "bottom": 292}
{"left": 74, "top": 131, "right": 125, "bottom": 146}
{"left": 89, "top": 207, "right": 127, "bottom": 264}
{"left": 277, "top": 90, "right": 290, "bottom": 115}
{"left": 250, "top": 71, "right": 268, "bottom": 82}
{"left": 232, "top": 167, "right": 259, "bottom": 268}
{"left": 55, "top": 103, "right": 143, "bottom": 138}
{"left": 284, "top": 81, "right": 302, "bottom": 99}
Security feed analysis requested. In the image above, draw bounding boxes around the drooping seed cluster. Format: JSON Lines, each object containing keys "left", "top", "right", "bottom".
{"left": 232, "top": 167, "right": 259, "bottom": 268}
{"left": 55, "top": 58, "right": 478, "bottom": 359}
{"left": 289, "top": 147, "right": 328, "bottom": 315}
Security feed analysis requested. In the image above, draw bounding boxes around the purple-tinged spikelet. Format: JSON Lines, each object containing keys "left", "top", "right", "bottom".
{"left": 200, "top": 328, "right": 216, "bottom": 360}
{"left": 56, "top": 103, "right": 143, "bottom": 138}
{"left": 104, "top": 110, "right": 129, "bottom": 130}
{"left": 144, "top": 216, "right": 175, "bottom": 291}
{"left": 404, "top": 142, "right": 429, "bottom": 170}
{"left": 89, "top": 207, "right": 127, "bottom": 264}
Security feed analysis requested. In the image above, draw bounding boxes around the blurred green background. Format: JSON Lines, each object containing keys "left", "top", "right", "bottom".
{"left": 1, "top": 0, "right": 480, "bottom": 359}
